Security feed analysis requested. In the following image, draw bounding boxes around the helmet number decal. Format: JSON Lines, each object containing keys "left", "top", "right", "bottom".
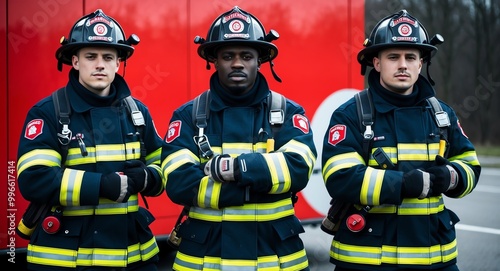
{"left": 398, "top": 24, "right": 412, "bottom": 37}
{"left": 94, "top": 23, "right": 108, "bottom": 36}
{"left": 229, "top": 20, "right": 244, "bottom": 33}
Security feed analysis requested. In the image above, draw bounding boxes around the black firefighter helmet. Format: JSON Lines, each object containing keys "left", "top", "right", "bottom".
{"left": 194, "top": 6, "right": 282, "bottom": 82}
{"left": 55, "top": 9, "right": 140, "bottom": 71}
{"left": 357, "top": 9, "right": 444, "bottom": 79}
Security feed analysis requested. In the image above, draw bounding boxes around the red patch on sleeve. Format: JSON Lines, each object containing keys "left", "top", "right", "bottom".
{"left": 328, "top": 124, "right": 346, "bottom": 146}
{"left": 457, "top": 120, "right": 468, "bottom": 138}
{"left": 24, "top": 119, "right": 44, "bottom": 140}
{"left": 293, "top": 114, "right": 310, "bottom": 134}
{"left": 166, "top": 120, "right": 182, "bottom": 143}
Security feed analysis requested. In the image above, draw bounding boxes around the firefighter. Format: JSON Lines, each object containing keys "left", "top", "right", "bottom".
{"left": 162, "top": 6, "right": 317, "bottom": 271}
{"left": 321, "top": 10, "right": 480, "bottom": 271}
{"left": 16, "top": 9, "right": 165, "bottom": 270}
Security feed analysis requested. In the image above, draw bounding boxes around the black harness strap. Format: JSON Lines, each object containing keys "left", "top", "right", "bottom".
{"left": 123, "top": 96, "right": 146, "bottom": 160}
{"left": 355, "top": 89, "right": 374, "bottom": 164}
{"left": 52, "top": 88, "right": 72, "bottom": 164}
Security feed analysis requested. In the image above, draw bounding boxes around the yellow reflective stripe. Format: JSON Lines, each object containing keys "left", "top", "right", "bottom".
{"left": 367, "top": 204, "right": 397, "bottom": 213}
{"left": 428, "top": 142, "right": 440, "bottom": 157}
{"left": 28, "top": 237, "right": 158, "bottom": 268}
{"left": 331, "top": 239, "right": 457, "bottom": 265}
{"left": 17, "top": 149, "right": 61, "bottom": 175}
{"left": 62, "top": 195, "right": 139, "bottom": 216}
{"left": 66, "top": 142, "right": 142, "bottom": 166}
{"left": 258, "top": 255, "right": 280, "bottom": 270}
{"left": 198, "top": 176, "right": 221, "bottom": 209}
{"left": 323, "top": 152, "right": 364, "bottom": 183}
{"left": 173, "top": 251, "right": 205, "bottom": 270}
{"left": 254, "top": 142, "right": 267, "bottom": 153}
{"left": 398, "top": 143, "right": 431, "bottom": 161}
{"left": 173, "top": 249, "right": 307, "bottom": 271}
{"left": 60, "top": 169, "right": 84, "bottom": 206}
{"left": 162, "top": 149, "right": 199, "bottom": 182}
{"left": 94, "top": 144, "right": 128, "bottom": 161}
{"left": 453, "top": 160, "right": 476, "bottom": 196}
{"left": 126, "top": 237, "right": 159, "bottom": 263}
{"left": 441, "top": 239, "right": 459, "bottom": 262}
{"left": 279, "top": 249, "right": 309, "bottom": 271}
{"left": 450, "top": 150, "right": 480, "bottom": 166}
{"left": 189, "top": 198, "right": 294, "bottom": 222}
{"left": 358, "top": 197, "right": 444, "bottom": 215}
{"left": 77, "top": 247, "right": 127, "bottom": 267}
{"left": 279, "top": 139, "right": 316, "bottom": 174}
{"left": 66, "top": 147, "right": 96, "bottom": 166}
{"left": 361, "top": 167, "right": 384, "bottom": 205}
{"left": 124, "top": 141, "right": 142, "bottom": 160}
{"left": 368, "top": 147, "right": 398, "bottom": 166}
{"left": 222, "top": 142, "right": 253, "bottom": 155}
{"left": 265, "top": 153, "right": 290, "bottom": 194}
{"left": 398, "top": 197, "right": 444, "bottom": 215}
{"left": 145, "top": 147, "right": 162, "bottom": 165}
{"left": 27, "top": 244, "right": 77, "bottom": 268}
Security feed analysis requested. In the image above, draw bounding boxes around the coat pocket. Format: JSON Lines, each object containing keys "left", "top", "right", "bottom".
{"left": 272, "top": 216, "right": 305, "bottom": 241}
{"left": 32, "top": 217, "right": 83, "bottom": 250}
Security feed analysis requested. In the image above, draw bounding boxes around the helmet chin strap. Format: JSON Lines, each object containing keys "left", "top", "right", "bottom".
{"left": 122, "top": 60, "right": 126, "bottom": 77}
{"left": 426, "top": 61, "right": 435, "bottom": 86}
{"left": 57, "top": 60, "right": 63, "bottom": 72}
{"left": 270, "top": 61, "right": 282, "bottom": 83}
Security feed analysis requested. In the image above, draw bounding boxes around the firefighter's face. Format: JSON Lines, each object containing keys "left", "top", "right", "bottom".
{"left": 373, "top": 48, "right": 422, "bottom": 95}
{"left": 72, "top": 47, "right": 120, "bottom": 96}
{"left": 214, "top": 45, "right": 260, "bottom": 96}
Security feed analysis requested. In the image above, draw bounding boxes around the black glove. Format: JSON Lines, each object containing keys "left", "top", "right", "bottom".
{"left": 204, "top": 154, "right": 237, "bottom": 182}
{"left": 100, "top": 172, "right": 129, "bottom": 202}
{"left": 427, "top": 155, "right": 458, "bottom": 196}
{"left": 402, "top": 169, "right": 431, "bottom": 199}
{"left": 123, "top": 160, "right": 150, "bottom": 194}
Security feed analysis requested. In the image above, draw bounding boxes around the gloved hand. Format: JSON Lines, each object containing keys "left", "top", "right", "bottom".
{"left": 402, "top": 169, "right": 431, "bottom": 199}
{"left": 426, "top": 155, "right": 458, "bottom": 196}
{"left": 100, "top": 172, "right": 129, "bottom": 202}
{"left": 204, "top": 154, "right": 237, "bottom": 182}
{"left": 123, "top": 160, "right": 149, "bottom": 194}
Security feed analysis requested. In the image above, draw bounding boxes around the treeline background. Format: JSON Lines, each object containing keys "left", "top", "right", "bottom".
{"left": 365, "top": 0, "right": 500, "bottom": 146}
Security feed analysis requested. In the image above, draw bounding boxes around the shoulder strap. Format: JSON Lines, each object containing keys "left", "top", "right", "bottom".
{"left": 268, "top": 90, "right": 286, "bottom": 129}
{"left": 427, "top": 96, "right": 450, "bottom": 157}
{"left": 192, "top": 90, "right": 213, "bottom": 159}
{"left": 354, "top": 89, "right": 374, "bottom": 164}
{"left": 123, "top": 96, "right": 146, "bottom": 160}
{"left": 427, "top": 97, "right": 450, "bottom": 130}
{"left": 192, "top": 90, "right": 211, "bottom": 130}
{"left": 124, "top": 96, "right": 145, "bottom": 127}
{"left": 52, "top": 88, "right": 73, "bottom": 166}
{"left": 53, "top": 87, "right": 72, "bottom": 147}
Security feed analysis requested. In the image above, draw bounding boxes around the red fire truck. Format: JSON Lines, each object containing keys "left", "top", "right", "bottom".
{"left": 1, "top": 0, "right": 365, "bottom": 255}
